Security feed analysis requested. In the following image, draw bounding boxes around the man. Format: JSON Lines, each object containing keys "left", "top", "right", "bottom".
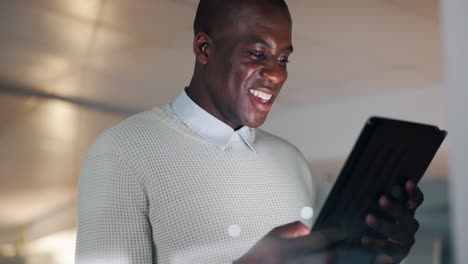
{"left": 75, "top": 0, "right": 423, "bottom": 263}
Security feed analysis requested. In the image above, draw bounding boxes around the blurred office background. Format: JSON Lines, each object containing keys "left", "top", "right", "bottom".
{"left": 0, "top": 0, "right": 466, "bottom": 263}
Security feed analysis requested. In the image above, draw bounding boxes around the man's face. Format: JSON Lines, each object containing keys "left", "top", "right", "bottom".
{"left": 205, "top": 3, "right": 293, "bottom": 128}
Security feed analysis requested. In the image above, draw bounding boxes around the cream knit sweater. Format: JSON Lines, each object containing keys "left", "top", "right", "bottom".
{"left": 75, "top": 107, "right": 316, "bottom": 264}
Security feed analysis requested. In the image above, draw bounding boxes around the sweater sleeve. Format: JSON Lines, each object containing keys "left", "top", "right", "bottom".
{"left": 75, "top": 135, "right": 154, "bottom": 264}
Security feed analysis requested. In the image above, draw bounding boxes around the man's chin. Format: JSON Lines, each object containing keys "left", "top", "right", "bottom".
{"left": 243, "top": 114, "right": 268, "bottom": 128}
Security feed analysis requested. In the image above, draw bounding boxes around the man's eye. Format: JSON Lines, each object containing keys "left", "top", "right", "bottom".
{"left": 278, "top": 57, "right": 290, "bottom": 65}
{"left": 249, "top": 51, "right": 266, "bottom": 59}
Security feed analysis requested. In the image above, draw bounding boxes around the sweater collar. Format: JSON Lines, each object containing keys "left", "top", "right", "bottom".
{"left": 165, "top": 89, "right": 256, "bottom": 151}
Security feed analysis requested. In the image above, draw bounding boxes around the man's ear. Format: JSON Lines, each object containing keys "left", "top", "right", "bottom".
{"left": 193, "top": 32, "right": 212, "bottom": 65}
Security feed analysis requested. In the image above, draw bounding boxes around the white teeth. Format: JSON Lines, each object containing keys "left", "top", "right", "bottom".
{"left": 249, "top": 89, "right": 272, "bottom": 101}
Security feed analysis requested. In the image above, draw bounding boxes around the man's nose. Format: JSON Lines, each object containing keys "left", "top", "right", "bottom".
{"left": 260, "top": 63, "right": 287, "bottom": 85}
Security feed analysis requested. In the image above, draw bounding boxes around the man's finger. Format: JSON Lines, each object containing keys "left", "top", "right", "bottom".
{"left": 388, "top": 233, "right": 416, "bottom": 248}
{"left": 366, "top": 214, "right": 397, "bottom": 237}
{"left": 362, "top": 237, "right": 406, "bottom": 263}
{"left": 285, "top": 250, "right": 335, "bottom": 264}
{"left": 379, "top": 196, "right": 419, "bottom": 232}
{"left": 366, "top": 212, "right": 419, "bottom": 239}
{"left": 375, "top": 253, "right": 395, "bottom": 264}
{"left": 283, "top": 229, "right": 347, "bottom": 255}
{"left": 406, "top": 180, "right": 424, "bottom": 210}
{"left": 379, "top": 195, "right": 408, "bottom": 220}
{"left": 270, "top": 221, "right": 311, "bottom": 238}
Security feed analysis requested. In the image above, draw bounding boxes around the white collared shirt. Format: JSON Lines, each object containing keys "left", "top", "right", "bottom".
{"left": 161, "top": 89, "right": 256, "bottom": 151}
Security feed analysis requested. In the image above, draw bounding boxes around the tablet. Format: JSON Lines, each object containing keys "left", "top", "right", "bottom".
{"left": 311, "top": 116, "right": 447, "bottom": 262}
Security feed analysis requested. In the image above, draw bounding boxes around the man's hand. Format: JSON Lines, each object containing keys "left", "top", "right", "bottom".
{"left": 235, "top": 221, "right": 346, "bottom": 264}
{"left": 362, "top": 180, "right": 424, "bottom": 264}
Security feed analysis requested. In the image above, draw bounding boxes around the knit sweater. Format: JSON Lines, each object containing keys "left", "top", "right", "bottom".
{"left": 75, "top": 107, "right": 316, "bottom": 264}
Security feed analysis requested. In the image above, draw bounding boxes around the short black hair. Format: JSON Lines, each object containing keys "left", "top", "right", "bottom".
{"left": 193, "top": 0, "right": 289, "bottom": 35}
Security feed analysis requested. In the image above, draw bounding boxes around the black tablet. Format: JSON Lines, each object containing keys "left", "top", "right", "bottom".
{"left": 311, "top": 116, "right": 447, "bottom": 262}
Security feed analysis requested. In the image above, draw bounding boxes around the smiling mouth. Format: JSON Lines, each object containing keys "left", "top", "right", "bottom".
{"left": 249, "top": 89, "right": 272, "bottom": 103}
{"left": 248, "top": 88, "right": 275, "bottom": 112}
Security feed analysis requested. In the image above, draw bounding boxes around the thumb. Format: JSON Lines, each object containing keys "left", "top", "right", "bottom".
{"left": 282, "top": 229, "right": 347, "bottom": 255}
{"left": 270, "top": 221, "right": 311, "bottom": 239}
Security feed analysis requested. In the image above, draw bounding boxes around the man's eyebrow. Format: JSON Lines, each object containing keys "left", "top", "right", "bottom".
{"left": 250, "top": 39, "right": 294, "bottom": 52}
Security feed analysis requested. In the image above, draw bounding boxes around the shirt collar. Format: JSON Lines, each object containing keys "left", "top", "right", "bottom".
{"left": 169, "top": 89, "right": 256, "bottom": 151}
